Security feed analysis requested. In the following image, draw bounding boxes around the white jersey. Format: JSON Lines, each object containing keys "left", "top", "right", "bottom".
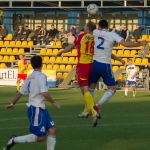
{"left": 126, "top": 65, "right": 137, "bottom": 82}
{"left": 93, "top": 29, "right": 123, "bottom": 64}
{"left": 20, "top": 71, "right": 48, "bottom": 109}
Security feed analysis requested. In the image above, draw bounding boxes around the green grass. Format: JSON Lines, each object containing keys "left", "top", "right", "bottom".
{"left": 0, "top": 87, "right": 150, "bottom": 150}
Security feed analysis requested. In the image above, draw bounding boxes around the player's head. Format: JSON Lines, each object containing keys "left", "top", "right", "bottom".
{"left": 128, "top": 58, "right": 133, "bottom": 65}
{"left": 98, "top": 20, "right": 108, "bottom": 29}
{"left": 31, "top": 55, "right": 42, "bottom": 70}
{"left": 84, "top": 21, "right": 96, "bottom": 33}
{"left": 19, "top": 54, "right": 24, "bottom": 60}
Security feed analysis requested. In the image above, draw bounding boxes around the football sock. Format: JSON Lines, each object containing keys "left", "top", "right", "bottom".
{"left": 14, "top": 134, "right": 37, "bottom": 143}
{"left": 47, "top": 135, "right": 56, "bottom": 150}
{"left": 88, "top": 88, "right": 94, "bottom": 97}
{"left": 125, "top": 88, "right": 128, "bottom": 96}
{"left": 83, "top": 105, "right": 88, "bottom": 113}
{"left": 84, "top": 91, "right": 97, "bottom": 116}
{"left": 98, "top": 90, "right": 115, "bottom": 106}
{"left": 16, "top": 83, "right": 20, "bottom": 91}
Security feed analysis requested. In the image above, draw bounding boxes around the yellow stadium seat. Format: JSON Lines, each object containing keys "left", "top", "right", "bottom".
{"left": 66, "top": 65, "right": 72, "bottom": 70}
{"left": 114, "top": 60, "right": 121, "bottom": 64}
{"left": 16, "top": 41, "right": 22, "bottom": 46}
{"left": 69, "top": 57, "right": 75, "bottom": 62}
{"left": 49, "top": 57, "right": 55, "bottom": 62}
{"left": 142, "top": 58, "right": 148, "bottom": 64}
{"left": 42, "top": 64, "right": 47, "bottom": 69}
{"left": 4, "top": 41, "right": 9, "bottom": 46}
{"left": 0, "top": 55, "right": 3, "bottom": 60}
{"left": 43, "top": 56, "right": 49, "bottom": 62}
{"left": 53, "top": 49, "right": 59, "bottom": 55}
{"left": 111, "top": 59, "right": 115, "bottom": 64}
{"left": 3, "top": 55, "right": 9, "bottom": 61}
{"left": 135, "top": 58, "right": 142, "bottom": 64}
{"left": 55, "top": 41, "right": 62, "bottom": 47}
{"left": 47, "top": 49, "right": 53, "bottom": 54}
{"left": 0, "top": 41, "right": 3, "bottom": 46}
{"left": 10, "top": 55, "right": 15, "bottom": 61}
{"left": 57, "top": 72, "right": 63, "bottom": 78}
{"left": 55, "top": 57, "right": 62, "bottom": 62}
{"left": 59, "top": 65, "right": 65, "bottom": 70}
{"left": 28, "top": 41, "right": 33, "bottom": 46}
{"left": 47, "top": 64, "right": 53, "bottom": 69}
{"left": 72, "top": 49, "right": 77, "bottom": 55}
{"left": 49, "top": 41, "right": 55, "bottom": 46}
{"left": 7, "top": 48, "right": 13, "bottom": 54}
{"left": 28, "top": 64, "right": 32, "bottom": 69}
{"left": 117, "top": 50, "right": 123, "bottom": 56}
{"left": 53, "top": 64, "right": 59, "bottom": 70}
{"left": 124, "top": 50, "right": 130, "bottom": 56}
{"left": 1, "top": 48, "right": 7, "bottom": 53}
{"left": 63, "top": 73, "right": 68, "bottom": 78}
{"left": 13, "top": 48, "right": 19, "bottom": 54}
{"left": 22, "top": 41, "right": 28, "bottom": 46}
{"left": 75, "top": 57, "right": 78, "bottom": 63}
{"left": 0, "top": 63, "right": 7, "bottom": 68}
{"left": 122, "top": 58, "right": 128, "bottom": 64}
{"left": 131, "top": 50, "right": 137, "bottom": 56}
{"left": 112, "top": 50, "right": 117, "bottom": 55}
{"left": 5, "top": 34, "right": 13, "bottom": 40}
{"left": 40, "top": 48, "right": 46, "bottom": 54}
{"left": 19, "top": 48, "right": 24, "bottom": 54}
{"left": 9, "top": 41, "right": 16, "bottom": 46}
{"left": 136, "top": 66, "right": 140, "bottom": 71}
{"left": 112, "top": 66, "right": 119, "bottom": 71}
{"left": 141, "top": 35, "right": 148, "bottom": 40}
{"left": 62, "top": 57, "right": 68, "bottom": 62}
{"left": 120, "top": 66, "right": 125, "bottom": 70}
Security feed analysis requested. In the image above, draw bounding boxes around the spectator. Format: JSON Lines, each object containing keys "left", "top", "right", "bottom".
{"left": 21, "top": 26, "right": 31, "bottom": 40}
{"left": 0, "top": 25, "right": 7, "bottom": 40}
{"left": 67, "top": 32, "right": 75, "bottom": 44}
{"left": 133, "top": 25, "right": 144, "bottom": 42}
{"left": 70, "top": 25, "right": 76, "bottom": 35}
{"left": 13, "top": 25, "right": 24, "bottom": 41}
{"left": 37, "top": 26, "right": 47, "bottom": 45}
{"left": 120, "top": 25, "right": 130, "bottom": 41}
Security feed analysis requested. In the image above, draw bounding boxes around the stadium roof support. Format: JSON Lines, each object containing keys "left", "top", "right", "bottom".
{"left": 0, "top": 0, "right": 150, "bottom": 9}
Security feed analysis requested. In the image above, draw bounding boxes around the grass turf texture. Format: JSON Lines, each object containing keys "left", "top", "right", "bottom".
{"left": 0, "top": 87, "right": 150, "bottom": 150}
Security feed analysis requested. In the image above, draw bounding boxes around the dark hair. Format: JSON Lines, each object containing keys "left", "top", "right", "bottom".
{"left": 31, "top": 55, "right": 42, "bottom": 69}
{"left": 87, "top": 21, "right": 96, "bottom": 32}
{"left": 98, "top": 20, "right": 108, "bottom": 29}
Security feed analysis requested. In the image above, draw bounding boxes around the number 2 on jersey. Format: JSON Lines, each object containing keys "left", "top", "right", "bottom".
{"left": 97, "top": 37, "right": 104, "bottom": 50}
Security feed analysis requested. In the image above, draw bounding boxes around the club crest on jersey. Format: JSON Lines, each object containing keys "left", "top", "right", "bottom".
{"left": 85, "top": 35, "right": 94, "bottom": 40}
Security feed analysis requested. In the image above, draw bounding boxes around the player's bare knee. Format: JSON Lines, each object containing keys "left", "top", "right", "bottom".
{"left": 37, "top": 136, "right": 45, "bottom": 142}
{"left": 48, "top": 127, "right": 56, "bottom": 136}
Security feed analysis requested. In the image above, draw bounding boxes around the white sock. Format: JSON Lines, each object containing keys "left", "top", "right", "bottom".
{"left": 47, "top": 135, "right": 56, "bottom": 150}
{"left": 97, "top": 90, "right": 115, "bottom": 106}
{"left": 125, "top": 88, "right": 128, "bottom": 96}
{"left": 14, "top": 134, "right": 37, "bottom": 143}
{"left": 88, "top": 88, "right": 94, "bottom": 97}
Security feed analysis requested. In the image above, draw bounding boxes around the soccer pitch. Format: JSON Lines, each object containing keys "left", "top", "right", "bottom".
{"left": 0, "top": 87, "right": 150, "bottom": 150}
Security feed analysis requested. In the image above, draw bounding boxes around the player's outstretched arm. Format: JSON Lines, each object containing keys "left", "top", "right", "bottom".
{"left": 57, "top": 44, "right": 75, "bottom": 56}
{"left": 120, "top": 39, "right": 147, "bottom": 47}
{"left": 111, "top": 54, "right": 125, "bottom": 65}
{"left": 41, "top": 92, "right": 61, "bottom": 109}
{"left": 5, "top": 92, "right": 22, "bottom": 110}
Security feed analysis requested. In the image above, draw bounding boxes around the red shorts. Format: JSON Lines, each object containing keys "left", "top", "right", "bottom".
{"left": 76, "top": 63, "right": 92, "bottom": 87}
{"left": 17, "top": 74, "right": 27, "bottom": 80}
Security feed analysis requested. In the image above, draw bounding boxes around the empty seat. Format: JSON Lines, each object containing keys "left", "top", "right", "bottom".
{"left": 111, "top": 59, "right": 115, "bottom": 64}
{"left": 63, "top": 73, "right": 68, "bottom": 78}
{"left": 141, "top": 35, "right": 148, "bottom": 40}
{"left": 0, "top": 63, "right": 7, "bottom": 68}
{"left": 53, "top": 64, "right": 59, "bottom": 70}
{"left": 47, "top": 64, "right": 53, "bottom": 69}
{"left": 57, "top": 72, "right": 63, "bottom": 78}
{"left": 49, "top": 57, "right": 55, "bottom": 62}
{"left": 134, "top": 58, "right": 142, "bottom": 64}
{"left": 55, "top": 57, "right": 62, "bottom": 62}
{"left": 53, "top": 49, "right": 59, "bottom": 55}
{"left": 112, "top": 50, "right": 117, "bottom": 55}
{"left": 142, "top": 58, "right": 148, "bottom": 64}
{"left": 5, "top": 34, "right": 13, "bottom": 40}
{"left": 0, "top": 41, "right": 3, "bottom": 46}
{"left": 47, "top": 49, "right": 53, "bottom": 54}
{"left": 0, "top": 55, "right": 3, "bottom": 60}
{"left": 124, "top": 50, "right": 130, "bottom": 56}
{"left": 19, "top": 48, "right": 24, "bottom": 54}
{"left": 112, "top": 66, "right": 119, "bottom": 71}
{"left": 42, "top": 64, "right": 47, "bottom": 69}
{"left": 120, "top": 66, "right": 125, "bottom": 70}
{"left": 28, "top": 41, "right": 33, "bottom": 46}
{"left": 9, "top": 41, "right": 16, "bottom": 46}
{"left": 1, "top": 48, "right": 7, "bottom": 53}
{"left": 72, "top": 49, "right": 77, "bottom": 55}
{"left": 7, "top": 48, "right": 13, "bottom": 54}
{"left": 69, "top": 57, "right": 75, "bottom": 62}
{"left": 114, "top": 60, "right": 121, "bottom": 64}
{"left": 131, "top": 50, "right": 137, "bottom": 56}
{"left": 122, "top": 58, "right": 128, "bottom": 64}
{"left": 40, "top": 48, "right": 47, "bottom": 54}
{"left": 22, "top": 41, "right": 28, "bottom": 46}
{"left": 43, "top": 56, "right": 49, "bottom": 62}
{"left": 3, "top": 55, "right": 9, "bottom": 61}
{"left": 66, "top": 65, "right": 72, "bottom": 70}
{"left": 13, "top": 48, "right": 19, "bottom": 54}
{"left": 62, "top": 57, "right": 68, "bottom": 62}
{"left": 55, "top": 41, "right": 61, "bottom": 47}
{"left": 59, "top": 65, "right": 65, "bottom": 70}
{"left": 16, "top": 41, "right": 22, "bottom": 46}
{"left": 117, "top": 50, "right": 123, "bottom": 56}
{"left": 10, "top": 55, "right": 15, "bottom": 61}
{"left": 4, "top": 41, "right": 9, "bottom": 46}
{"left": 75, "top": 57, "right": 78, "bottom": 63}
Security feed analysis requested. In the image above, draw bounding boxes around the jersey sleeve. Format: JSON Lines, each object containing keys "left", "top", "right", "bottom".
{"left": 112, "top": 32, "right": 123, "bottom": 43}
{"left": 74, "top": 33, "right": 84, "bottom": 47}
{"left": 20, "top": 79, "right": 29, "bottom": 95}
{"left": 93, "top": 29, "right": 98, "bottom": 37}
{"left": 38, "top": 74, "right": 48, "bottom": 93}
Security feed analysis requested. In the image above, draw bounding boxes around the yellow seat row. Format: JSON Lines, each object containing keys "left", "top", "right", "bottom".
{"left": 56, "top": 72, "right": 68, "bottom": 78}
{"left": 112, "top": 50, "right": 138, "bottom": 56}
{"left": 0, "top": 48, "right": 24, "bottom": 54}
{"left": 0, "top": 55, "right": 16, "bottom": 61}
{"left": 0, "top": 63, "right": 7, "bottom": 68}
{"left": 0, "top": 41, "right": 33, "bottom": 46}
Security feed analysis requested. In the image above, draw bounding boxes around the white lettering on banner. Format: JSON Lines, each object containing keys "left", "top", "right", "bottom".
{"left": 0, "top": 69, "right": 18, "bottom": 85}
